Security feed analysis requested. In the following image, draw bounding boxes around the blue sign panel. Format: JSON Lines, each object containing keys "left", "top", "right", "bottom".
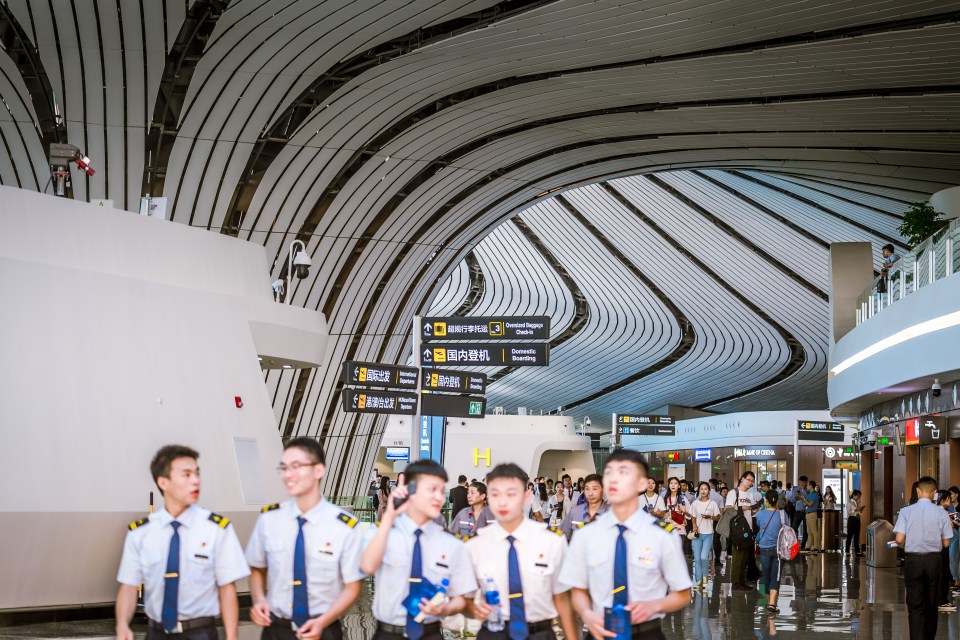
{"left": 694, "top": 448, "right": 712, "bottom": 462}
{"left": 419, "top": 415, "right": 445, "bottom": 464}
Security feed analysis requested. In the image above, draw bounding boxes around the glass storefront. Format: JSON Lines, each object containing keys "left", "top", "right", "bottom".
{"left": 740, "top": 460, "right": 788, "bottom": 484}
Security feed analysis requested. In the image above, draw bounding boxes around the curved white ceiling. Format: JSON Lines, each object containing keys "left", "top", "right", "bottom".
{"left": 0, "top": 0, "right": 957, "bottom": 495}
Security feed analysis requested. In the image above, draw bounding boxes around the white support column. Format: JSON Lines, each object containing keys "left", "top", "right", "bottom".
{"left": 411, "top": 315, "right": 422, "bottom": 463}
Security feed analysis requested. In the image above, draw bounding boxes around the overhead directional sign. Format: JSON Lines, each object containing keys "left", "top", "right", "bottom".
{"left": 342, "top": 361, "right": 419, "bottom": 389}
{"left": 421, "top": 393, "right": 487, "bottom": 418}
{"left": 341, "top": 389, "right": 417, "bottom": 415}
{"left": 798, "top": 420, "right": 845, "bottom": 442}
{"left": 421, "top": 343, "right": 549, "bottom": 366}
{"left": 421, "top": 316, "right": 550, "bottom": 341}
{"left": 422, "top": 368, "right": 487, "bottom": 394}
{"left": 615, "top": 414, "right": 676, "bottom": 436}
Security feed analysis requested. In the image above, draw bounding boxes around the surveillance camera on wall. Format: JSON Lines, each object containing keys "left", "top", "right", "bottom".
{"left": 293, "top": 250, "right": 312, "bottom": 279}
{"left": 932, "top": 379, "right": 942, "bottom": 397}
{"left": 584, "top": 417, "right": 591, "bottom": 427}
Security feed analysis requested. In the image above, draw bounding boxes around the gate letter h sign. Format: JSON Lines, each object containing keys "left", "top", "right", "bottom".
{"left": 473, "top": 447, "right": 491, "bottom": 467}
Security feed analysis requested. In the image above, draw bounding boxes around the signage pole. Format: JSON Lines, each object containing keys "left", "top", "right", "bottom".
{"left": 793, "top": 435, "right": 799, "bottom": 483}
{"left": 612, "top": 413, "right": 618, "bottom": 451}
{"left": 411, "top": 315, "right": 422, "bottom": 463}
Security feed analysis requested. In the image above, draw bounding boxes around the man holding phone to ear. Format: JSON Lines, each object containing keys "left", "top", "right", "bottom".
{"left": 361, "top": 460, "right": 475, "bottom": 640}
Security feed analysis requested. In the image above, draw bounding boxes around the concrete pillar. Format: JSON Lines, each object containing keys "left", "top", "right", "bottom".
{"left": 860, "top": 450, "right": 873, "bottom": 545}
{"left": 828, "top": 243, "right": 875, "bottom": 344}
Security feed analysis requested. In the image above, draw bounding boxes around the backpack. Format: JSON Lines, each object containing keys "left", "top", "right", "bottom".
{"left": 776, "top": 511, "right": 800, "bottom": 560}
{"left": 729, "top": 489, "right": 755, "bottom": 550}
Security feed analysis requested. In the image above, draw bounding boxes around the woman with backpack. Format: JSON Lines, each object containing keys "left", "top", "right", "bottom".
{"left": 755, "top": 489, "right": 786, "bottom": 614}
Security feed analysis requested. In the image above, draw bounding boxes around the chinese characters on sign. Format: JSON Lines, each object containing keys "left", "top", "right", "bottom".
{"left": 421, "top": 343, "right": 548, "bottom": 366}
{"left": 340, "top": 389, "right": 418, "bottom": 415}
{"left": 421, "top": 316, "right": 550, "bottom": 341}
{"left": 342, "top": 361, "right": 419, "bottom": 389}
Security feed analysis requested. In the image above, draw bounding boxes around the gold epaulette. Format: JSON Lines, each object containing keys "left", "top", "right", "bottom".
{"left": 547, "top": 526, "right": 564, "bottom": 536}
{"left": 656, "top": 519, "right": 675, "bottom": 533}
{"left": 261, "top": 503, "right": 281, "bottom": 514}
{"left": 337, "top": 512, "right": 358, "bottom": 528}
{"left": 209, "top": 512, "right": 231, "bottom": 528}
{"left": 128, "top": 517, "right": 150, "bottom": 531}
{"left": 454, "top": 531, "right": 477, "bottom": 542}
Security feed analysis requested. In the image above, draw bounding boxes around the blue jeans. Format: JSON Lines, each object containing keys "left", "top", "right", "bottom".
{"left": 691, "top": 533, "right": 713, "bottom": 582}
{"left": 950, "top": 531, "right": 960, "bottom": 581}
{"left": 759, "top": 547, "right": 781, "bottom": 593}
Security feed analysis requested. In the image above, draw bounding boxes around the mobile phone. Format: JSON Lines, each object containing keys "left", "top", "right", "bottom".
{"left": 393, "top": 479, "right": 417, "bottom": 510}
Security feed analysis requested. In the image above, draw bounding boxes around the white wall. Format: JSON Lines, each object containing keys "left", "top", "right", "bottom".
{"left": 0, "top": 188, "right": 328, "bottom": 610}
{"left": 931, "top": 185, "right": 960, "bottom": 220}
{"left": 382, "top": 415, "right": 594, "bottom": 485}
{"left": 828, "top": 273, "right": 960, "bottom": 412}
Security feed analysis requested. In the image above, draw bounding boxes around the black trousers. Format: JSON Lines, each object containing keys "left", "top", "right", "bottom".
{"left": 713, "top": 530, "right": 722, "bottom": 564}
{"left": 941, "top": 547, "right": 952, "bottom": 605}
{"left": 792, "top": 510, "right": 806, "bottom": 547}
{"left": 845, "top": 516, "right": 861, "bottom": 554}
{"left": 262, "top": 621, "right": 343, "bottom": 640}
{"left": 372, "top": 626, "right": 443, "bottom": 640}
{"left": 145, "top": 627, "right": 217, "bottom": 640}
{"left": 477, "top": 626, "right": 555, "bottom": 640}
{"left": 904, "top": 552, "right": 941, "bottom": 640}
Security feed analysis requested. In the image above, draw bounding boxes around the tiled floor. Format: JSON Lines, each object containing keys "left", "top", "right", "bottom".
{"left": 2, "top": 552, "right": 958, "bottom": 639}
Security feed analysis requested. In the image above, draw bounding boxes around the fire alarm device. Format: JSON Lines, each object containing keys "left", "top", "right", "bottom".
{"left": 235, "top": 396, "right": 243, "bottom": 408}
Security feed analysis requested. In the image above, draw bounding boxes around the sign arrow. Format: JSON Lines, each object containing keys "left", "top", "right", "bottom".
{"left": 422, "top": 348, "right": 432, "bottom": 362}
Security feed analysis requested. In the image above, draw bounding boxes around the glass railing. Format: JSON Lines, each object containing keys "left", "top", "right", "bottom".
{"left": 329, "top": 495, "right": 453, "bottom": 524}
{"left": 856, "top": 218, "right": 959, "bottom": 325}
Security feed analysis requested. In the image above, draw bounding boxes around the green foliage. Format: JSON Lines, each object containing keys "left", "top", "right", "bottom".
{"left": 898, "top": 201, "right": 948, "bottom": 248}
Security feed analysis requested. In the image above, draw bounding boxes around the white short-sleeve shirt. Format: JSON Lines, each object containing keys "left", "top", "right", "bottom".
{"left": 116, "top": 505, "right": 250, "bottom": 622}
{"left": 639, "top": 493, "right": 665, "bottom": 515}
{"left": 245, "top": 499, "right": 365, "bottom": 618}
{"left": 558, "top": 508, "right": 692, "bottom": 618}
{"left": 725, "top": 488, "right": 761, "bottom": 526}
{"left": 465, "top": 519, "right": 569, "bottom": 623}
{"left": 687, "top": 499, "right": 721, "bottom": 535}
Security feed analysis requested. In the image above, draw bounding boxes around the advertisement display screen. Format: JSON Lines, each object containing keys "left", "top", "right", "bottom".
{"left": 385, "top": 446, "right": 409, "bottom": 461}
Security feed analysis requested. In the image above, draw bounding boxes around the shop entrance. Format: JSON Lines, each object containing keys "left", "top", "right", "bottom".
{"left": 740, "top": 460, "right": 787, "bottom": 484}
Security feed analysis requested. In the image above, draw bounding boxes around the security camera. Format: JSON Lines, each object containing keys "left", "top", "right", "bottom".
{"left": 584, "top": 416, "right": 592, "bottom": 427}
{"left": 868, "top": 432, "right": 878, "bottom": 444}
{"left": 932, "top": 379, "right": 942, "bottom": 397}
{"left": 292, "top": 250, "right": 312, "bottom": 279}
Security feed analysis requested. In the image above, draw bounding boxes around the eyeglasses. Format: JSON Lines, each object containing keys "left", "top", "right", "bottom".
{"left": 276, "top": 462, "right": 320, "bottom": 473}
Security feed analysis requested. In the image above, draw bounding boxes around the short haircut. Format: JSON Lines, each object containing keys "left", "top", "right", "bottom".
{"left": 486, "top": 463, "right": 529, "bottom": 486}
{"left": 584, "top": 473, "right": 602, "bottom": 486}
{"left": 765, "top": 490, "right": 778, "bottom": 506}
{"left": 604, "top": 449, "right": 649, "bottom": 476}
{"left": 404, "top": 459, "right": 448, "bottom": 484}
{"left": 918, "top": 476, "right": 938, "bottom": 494}
{"left": 882, "top": 243, "right": 895, "bottom": 253}
{"left": 777, "top": 481, "right": 783, "bottom": 488}
{"left": 561, "top": 473, "right": 571, "bottom": 481}
{"left": 470, "top": 481, "right": 487, "bottom": 496}
{"left": 851, "top": 489, "right": 862, "bottom": 497}
{"left": 786, "top": 483, "right": 793, "bottom": 489}
{"left": 457, "top": 474, "right": 467, "bottom": 483}
{"left": 799, "top": 475, "right": 808, "bottom": 482}
{"left": 740, "top": 471, "right": 755, "bottom": 482}
{"left": 150, "top": 444, "right": 199, "bottom": 487}
{"left": 760, "top": 480, "right": 770, "bottom": 486}
{"left": 949, "top": 486, "right": 960, "bottom": 495}
{"left": 283, "top": 436, "right": 325, "bottom": 464}
{"left": 709, "top": 479, "right": 718, "bottom": 488}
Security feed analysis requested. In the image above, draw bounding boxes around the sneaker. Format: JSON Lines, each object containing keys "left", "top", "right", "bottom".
{"left": 701, "top": 577, "right": 709, "bottom": 587}
{"left": 938, "top": 604, "right": 957, "bottom": 612}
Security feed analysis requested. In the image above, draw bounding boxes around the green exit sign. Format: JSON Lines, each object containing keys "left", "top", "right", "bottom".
{"left": 468, "top": 401, "right": 483, "bottom": 415}
{"left": 650, "top": 466, "right": 663, "bottom": 471}
{"left": 878, "top": 437, "right": 890, "bottom": 445}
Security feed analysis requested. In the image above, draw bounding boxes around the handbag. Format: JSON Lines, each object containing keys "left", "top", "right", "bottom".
{"left": 668, "top": 496, "right": 686, "bottom": 527}
{"left": 716, "top": 491, "right": 736, "bottom": 537}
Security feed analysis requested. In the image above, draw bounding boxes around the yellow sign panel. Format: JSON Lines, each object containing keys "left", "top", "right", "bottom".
{"left": 430, "top": 373, "right": 439, "bottom": 386}
{"left": 434, "top": 322, "right": 447, "bottom": 337}
{"left": 358, "top": 367, "right": 367, "bottom": 382}
{"left": 623, "top": 416, "right": 631, "bottom": 423}
{"left": 473, "top": 447, "right": 491, "bottom": 467}
{"left": 357, "top": 394, "right": 367, "bottom": 409}
{"left": 834, "top": 461, "right": 859, "bottom": 470}
{"left": 433, "top": 348, "right": 447, "bottom": 363}
{"left": 489, "top": 321, "right": 503, "bottom": 337}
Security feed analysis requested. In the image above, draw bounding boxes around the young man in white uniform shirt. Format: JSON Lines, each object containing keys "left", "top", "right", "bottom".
{"left": 361, "top": 460, "right": 475, "bottom": 640}
{"left": 559, "top": 449, "right": 691, "bottom": 640}
{"left": 245, "top": 438, "right": 364, "bottom": 640}
{"left": 115, "top": 445, "right": 249, "bottom": 640}
{"left": 464, "top": 463, "right": 579, "bottom": 640}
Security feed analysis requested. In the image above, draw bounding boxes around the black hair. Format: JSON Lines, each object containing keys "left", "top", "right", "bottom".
{"left": 765, "top": 490, "right": 778, "bottom": 507}
{"left": 739, "top": 471, "right": 755, "bottom": 482}
{"left": 470, "top": 481, "right": 487, "bottom": 496}
{"left": 538, "top": 482, "right": 548, "bottom": 502}
{"left": 851, "top": 489, "right": 862, "bottom": 498}
{"left": 584, "top": 473, "right": 602, "bottom": 486}
{"left": 882, "top": 243, "right": 895, "bottom": 253}
{"left": 561, "top": 473, "right": 571, "bottom": 481}
{"left": 604, "top": 449, "right": 650, "bottom": 476}
{"left": 697, "top": 481, "right": 710, "bottom": 494}
{"left": 949, "top": 486, "right": 960, "bottom": 496}
{"left": 485, "top": 462, "right": 529, "bottom": 486}
{"left": 283, "top": 436, "right": 326, "bottom": 465}
{"left": 918, "top": 476, "right": 938, "bottom": 494}
{"left": 799, "top": 475, "right": 808, "bottom": 482}
{"left": 404, "top": 459, "right": 448, "bottom": 484}
{"left": 457, "top": 474, "right": 467, "bottom": 483}
{"left": 150, "top": 444, "right": 199, "bottom": 491}
{"left": 786, "top": 483, "right": 793, "bottom": 489}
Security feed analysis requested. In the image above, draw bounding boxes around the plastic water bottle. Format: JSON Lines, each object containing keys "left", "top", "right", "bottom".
{"left": 413, "top": 578, "right": 449, "bottom": 623}
{"left": 483, "top": 577, "right": 504, "bottom": 632}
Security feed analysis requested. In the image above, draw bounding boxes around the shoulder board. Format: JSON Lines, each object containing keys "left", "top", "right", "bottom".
{"left": 547, "top": 526, "right": 564, "bottom": 536}
{"left": 209, "top": 512, "right": 231, "bottom": 528}
{"left": 337, "top": 512, "right": 358, "bottom": 528}
{"left": 656, "top": 519, "right": 675, "bottom": 533}
{"left": 261, "top": 503, "right": 281, "bottom": 514}
{"left": 128, "top": 517, "right": 150, "bottom": 531}
{"left": 454, "top": 532, "right": 478, "bottom": 542}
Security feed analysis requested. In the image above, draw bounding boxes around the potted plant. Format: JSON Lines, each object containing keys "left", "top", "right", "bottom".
{"left": 898, "top": 201, "right": 948, "bottom": 248}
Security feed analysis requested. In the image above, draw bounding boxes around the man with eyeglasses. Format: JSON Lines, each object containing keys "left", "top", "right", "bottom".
{"left": 245, "top": 437, "right": 364, "bottom": 640}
